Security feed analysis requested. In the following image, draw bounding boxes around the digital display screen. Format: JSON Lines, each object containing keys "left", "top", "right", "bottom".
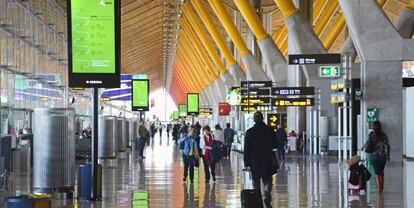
{"left": 179, "top": 104, "right": 187, "bottom": 117}
{"left": 68, "top": 0, "right": 120, "bottom": 88}
{"left": 131, "top": 79, "right": 149, "bottom": 111}
{"left": 187, "top": 93, "right": 199, "bottom": 115}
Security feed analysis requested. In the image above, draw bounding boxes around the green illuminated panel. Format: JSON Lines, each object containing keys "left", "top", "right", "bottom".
{"left": 187, "top": 93, "right": 199, "bottom": 114}
{"left": 71, "top": 0, "right": 116, "bottom": 73}
{"left": 132, "top": 80, "right": 149, "bottom": 110}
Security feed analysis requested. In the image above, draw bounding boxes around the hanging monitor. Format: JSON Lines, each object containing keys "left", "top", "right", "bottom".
{"left": 131, "top": 79, "right": 149, "bottom": 111}
{"left": 187, "top": 93, "right": 199, "bottom": 115}
{"left": 67, "top": 0, "right": 121, "bottom": 88}
{"left": 179, "top": 104, "right": 187, "bottom": 117}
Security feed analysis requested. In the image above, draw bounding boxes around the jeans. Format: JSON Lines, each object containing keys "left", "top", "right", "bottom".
{"left": 253, "top": 176, "right": 273, "bottom": 205}
{"left": 183, "top": 156, "right": 195, "bottom": 181}
{"left": 138, "top": 139, "right": 145, "bottom": 157}
{"left": 203, "top": 158, "right": 216, "bottom": 182}
{"left": 225, "top": 144, "right": 232, "bottom": 157}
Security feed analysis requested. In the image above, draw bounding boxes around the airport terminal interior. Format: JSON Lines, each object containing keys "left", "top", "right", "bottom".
{"left": 0, "top": 0, "right": 414, "bottom": 207}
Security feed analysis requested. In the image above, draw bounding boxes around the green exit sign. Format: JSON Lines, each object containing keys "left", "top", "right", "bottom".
{"left": 319, "top": 66, "right": 340, "bottom": 77}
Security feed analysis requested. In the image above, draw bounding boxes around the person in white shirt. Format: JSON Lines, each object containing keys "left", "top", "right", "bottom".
{"left": 213, "top": 124, "right": 224, "bottom": 143}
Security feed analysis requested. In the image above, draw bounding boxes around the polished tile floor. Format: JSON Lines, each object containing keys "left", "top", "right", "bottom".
{"left": 1, "top": 131, "right": 413, "bottom": 207}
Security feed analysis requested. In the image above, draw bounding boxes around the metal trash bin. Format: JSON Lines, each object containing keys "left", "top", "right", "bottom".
{"left": 4, "top": 195, "right": 33, "bottom": 208}
{"left": 98, "top": 116, "right": 116, "bottom": 159}
{"left": 78, "top": 164, "right": 102, "bottom": 200}
{"left": 32, "top": 108, "right": 75, "bottom": 195}
{"left": 78, "top": 164, "right": 91, "bottom": 200}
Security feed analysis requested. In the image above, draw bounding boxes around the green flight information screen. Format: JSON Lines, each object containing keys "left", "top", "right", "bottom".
{"left": 179, "top": 104, "right": 187, "bottom": 117}
{"left": 131, "top": 79, "right": 149, "bottom": 111}
{"left": 187, "top": 93, "right": 199, "bottom": 115}
{"left": 71, "top": 0, "right": 115, "bottom": 73}
{"left": 68, "top": 0, "right": 120, "bottom": 88}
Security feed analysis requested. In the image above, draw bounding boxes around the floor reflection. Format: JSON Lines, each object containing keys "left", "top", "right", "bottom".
{"left": 0, "top": 131, "right": 411, "bottom": 207}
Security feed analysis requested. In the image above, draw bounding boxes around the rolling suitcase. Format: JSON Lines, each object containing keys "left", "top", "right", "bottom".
{"left": 241, "top": 170, "right": 263, "bottom": 208}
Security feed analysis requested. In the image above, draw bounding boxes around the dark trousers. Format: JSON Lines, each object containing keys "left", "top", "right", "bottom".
{"left": 138, "top": 139, "right": 145, "bottom": 157}
{"left": 226, "top": 144, "right": 232, "bottom": 157}
{"left": 183, "top": 156, "right": 195, "bottom": 181}
{"left": 203, "top": 158, "right": 216, "bottom": 182}
{"left": 253, "top": 176, "right": 273, "bottom": 205}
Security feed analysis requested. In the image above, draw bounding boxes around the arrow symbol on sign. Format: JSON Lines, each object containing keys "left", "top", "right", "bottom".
{"left": 293, "top": 59, "right": 298, "bottom": 64}
{"left": 323, "top": 68, "right": 330, "bottom": 75}
{"left": 270, "top": 116, "right": 278, "bottom": 122}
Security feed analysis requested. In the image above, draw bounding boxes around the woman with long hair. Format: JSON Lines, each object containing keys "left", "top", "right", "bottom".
{"left": 200, "top": 125, "right": 216, "bottom": 183}
{"left": 363, "top": 121, "right": 390, "bottom": 193}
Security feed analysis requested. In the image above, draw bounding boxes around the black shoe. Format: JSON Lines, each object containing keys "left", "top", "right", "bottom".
{"left": 183, "top": 178, "right": 186, "bottom": 183}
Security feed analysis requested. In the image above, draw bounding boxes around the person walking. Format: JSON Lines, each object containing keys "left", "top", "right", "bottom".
{"left": 159, "top": 125, "right": 163, "bottom": 138}
{"left": 200, "top": 125, "right": 216, "bottom": 183}
{"left": 244, "top": 112, "right": 281, "bottom": 208}
{"left": 275, "top": 125, "right": 288, "bottom": 161}
{"left": 178, "top": 125, "right": 200, "bottom": 183}
{"left": 363, "top": 121, "right": 390, "bottom": 193}
{"left": 224, "top": 123, "right": 236, "bottom": 158}
{"left": 213, "top": 124, "right": 225, "bottom": 143}
{"left": 137, "top": 124, "right": 150, "bottom": 159}
{"left": 166, "top": 124, "right": 171, "bottom": 138}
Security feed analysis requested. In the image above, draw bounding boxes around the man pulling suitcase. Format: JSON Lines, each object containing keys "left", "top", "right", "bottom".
{"left": 242, "top": 111, "right": 281, "bottom": 208}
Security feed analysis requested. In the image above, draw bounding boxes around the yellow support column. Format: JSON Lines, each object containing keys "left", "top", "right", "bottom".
{"left": 208, "top": 0, "right": 249, "bottom": 56}
{"left": 183, "top": 5, "right": 227, "bottom": 74}
{"left": 233, "top": 0, "right": 269, "bottom": 41}
{"left": 191, "top": 0, "right": 237, "bottom": 66}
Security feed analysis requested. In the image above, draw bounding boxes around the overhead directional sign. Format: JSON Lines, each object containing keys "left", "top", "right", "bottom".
{"left": 273, "top": 98, "right": 314, "bottom": 107}
{"left": 199, "top": 108, "right": 213, "bottom": 116}
{"left": 271, "top": 87, "right": 315, "bottom": 96}
{"left": 241, "top": 89, "right": 271, "bottom": 97}
{"left": 288, "top": 54, "right": 341, "bottom": 65}
{"left": 331, "top": 92, "right": 347, "bottom": 104}
{"left": 320, "top": 66, "right": 340, "bottom": 77}
{"left": 241, "top": 81, "right": 272, "bottom": 89}
{"left": 267, "top": 113, "right": 287, "bottom": 132}
{"left": 242, "top": 105, "right": 272, "bottom": 112}
{"left": 241, "top": 97, "right": 271, "bottom": 105}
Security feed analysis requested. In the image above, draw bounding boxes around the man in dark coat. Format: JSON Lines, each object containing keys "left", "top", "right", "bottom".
{"left": 275, "top": 125, "right": 288, "bottom": 161}
{"left": 244, "top": 111, "right": 280, "bottom": 207}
